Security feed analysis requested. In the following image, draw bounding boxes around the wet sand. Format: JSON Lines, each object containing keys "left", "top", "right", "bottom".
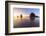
{"left": 13, "top": 17, "right": 39, "bottom": 28}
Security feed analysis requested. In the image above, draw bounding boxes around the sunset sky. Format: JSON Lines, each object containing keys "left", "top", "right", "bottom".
{"left": 13, "top": 8, "right": 40, "bottom": 17}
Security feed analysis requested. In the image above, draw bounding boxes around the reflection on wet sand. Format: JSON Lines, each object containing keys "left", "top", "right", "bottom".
{"left": 14, "top": 13, "right": 39, "bottom": 28}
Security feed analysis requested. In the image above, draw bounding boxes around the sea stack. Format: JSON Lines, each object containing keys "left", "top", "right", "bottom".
{"left": 30, "top": 12, "right": 35, "bottom": 18}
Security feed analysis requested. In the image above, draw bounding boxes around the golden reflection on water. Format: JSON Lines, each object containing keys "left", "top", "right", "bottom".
{"left": 13, "top": 16, "right": 29, "bottom": 25}
{"left": 14, "top": 16, "right": 28, "bottom": 20}
{"left": 13, "top": 16, "right": 39, "bottom": 27}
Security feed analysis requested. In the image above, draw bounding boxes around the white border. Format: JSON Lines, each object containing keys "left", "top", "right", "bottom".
{"left": 8, "top": 3, "right": 43, "bottom": 33}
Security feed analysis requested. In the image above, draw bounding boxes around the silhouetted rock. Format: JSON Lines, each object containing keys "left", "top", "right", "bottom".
{"left": 29, "top": 13, "right": 35, "bottom": 21}
{"left": 20, "top": 14, "right": 23, "bottom": 19}
{"left": 30, "top": 12, "right": 35, "bottom": 18}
